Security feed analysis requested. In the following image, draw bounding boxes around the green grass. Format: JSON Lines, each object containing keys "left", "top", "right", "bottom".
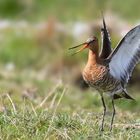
{"left": 0, "top": 81, "right": 140, "bottom": 140}
{"left": 0, "top": 26, "right": 139, "bottom": 140}
{"left": 0, "top": 23, "right": 139, "bottom": 140}
{"left": 0, "top": 0, "right": 140, "bottom": 139}
{"left": 0, "top": 0, "right": 140, "bottom": 22}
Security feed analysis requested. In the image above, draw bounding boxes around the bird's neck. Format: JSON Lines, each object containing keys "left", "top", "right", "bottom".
{"left": 87, "top": 49, "right": 100, "bottom": 66}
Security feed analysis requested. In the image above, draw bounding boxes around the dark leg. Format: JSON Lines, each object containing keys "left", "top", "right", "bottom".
{"left": 110, "top": 99, "right": 116, "bottom": 131}
{"left": 100, "top": 94, "right": 106, "bottom": 131}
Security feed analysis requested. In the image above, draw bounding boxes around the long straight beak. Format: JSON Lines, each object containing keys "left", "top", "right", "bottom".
{"left": 68, "top": 43, "right": 88, "bottom": 55}
{"left": 68, "top": 43, "right": 86, "bottom": 50}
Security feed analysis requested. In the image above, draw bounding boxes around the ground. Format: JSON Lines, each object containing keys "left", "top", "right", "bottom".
{"left": 0, "top": 79, "right": 140, "bottom": 139}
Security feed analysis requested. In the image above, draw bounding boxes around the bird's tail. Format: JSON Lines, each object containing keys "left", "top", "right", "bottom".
{"left": 122, "top": 89, "right": 135, "bottom": 100}
{"left": 113, "top": 89, "right": 135, "bottom": 100}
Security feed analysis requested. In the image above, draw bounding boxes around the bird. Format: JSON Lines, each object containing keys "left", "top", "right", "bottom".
{"left": 80, "top": 16, "right": 112, "bottom": 89}
{"left": 69, "top": 21, "right": 140, "bottom": 131}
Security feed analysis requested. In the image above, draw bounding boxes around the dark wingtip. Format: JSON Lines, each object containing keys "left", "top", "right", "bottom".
{"left": 101, "top": 12, "right": 106, "bottom": 30}
{"left": 122, "top": 89, "right": 136, "bottom": 101}
{"left": 124, "top": 94, "right": 135, "bottom": 101}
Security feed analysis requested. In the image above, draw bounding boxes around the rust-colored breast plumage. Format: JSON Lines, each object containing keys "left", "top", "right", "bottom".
{"left": 82, "top": 64, "right": 120, "bottom": 93}
{"left": 83, "top": 64, "right": 107, "bottom": 83}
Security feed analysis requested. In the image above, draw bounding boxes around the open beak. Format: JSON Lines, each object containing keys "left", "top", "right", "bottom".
{"left": 69, "top": 42, "right": 88, "bottom": 55}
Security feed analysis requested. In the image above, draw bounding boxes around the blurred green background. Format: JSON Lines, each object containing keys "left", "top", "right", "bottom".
{"left": 0, "top": 0, "right": 140, "bottom": 139}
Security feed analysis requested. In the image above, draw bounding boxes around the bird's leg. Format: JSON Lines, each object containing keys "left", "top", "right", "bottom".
{"left": 110, "top": 98, "right": 116, "bottom": 131}
{"left": 99, "top": 93, "right": 106, "bottom": 131}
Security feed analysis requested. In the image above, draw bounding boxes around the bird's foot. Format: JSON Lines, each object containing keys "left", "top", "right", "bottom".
{"left": 99, "top": 125, "right": 104, "bottom": 132}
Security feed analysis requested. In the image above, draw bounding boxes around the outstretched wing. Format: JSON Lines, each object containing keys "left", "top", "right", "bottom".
{"left": 100, "top": 16, "right": 112, "bottom": 59}
{"left": 109, "top": 25, "right": 140, "bottom": 84}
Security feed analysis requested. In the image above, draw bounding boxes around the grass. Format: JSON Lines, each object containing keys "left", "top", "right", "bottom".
{"left": 0, "top": 81, "right": 140, "bottom": 140}
{"left": 0, "top": 0, "right": 140, "bottom": 139}
{"left": 0, "top": 0, "right": 140, "bottom": 22}
{"left": 0, "top": 23, "right": 139, "bottom": 140}
{"left": 0, "top": 26, "right": 139, "bottom": 140}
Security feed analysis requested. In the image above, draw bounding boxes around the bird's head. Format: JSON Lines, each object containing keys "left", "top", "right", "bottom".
{"left": 69, "top": 36, "right": 98, "bottom": 55}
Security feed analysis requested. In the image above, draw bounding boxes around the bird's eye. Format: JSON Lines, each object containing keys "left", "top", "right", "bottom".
{"left": 86, "top": 38, "right": 95, "bottom": 44}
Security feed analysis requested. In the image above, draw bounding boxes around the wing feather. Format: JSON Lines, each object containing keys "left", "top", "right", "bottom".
{"left": 100, "top": 16, "right": 112, "bottom": 59}
{"left": 109, "top": 25, "right": 140, "bottom": 84}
